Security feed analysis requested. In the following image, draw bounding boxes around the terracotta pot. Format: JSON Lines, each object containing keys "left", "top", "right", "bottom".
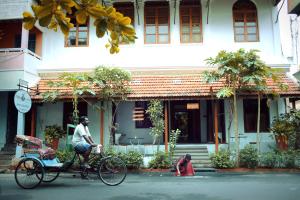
{"left": 50, "top": 139, "right": 59, "bottom": 150}
{"left": 276, "top": 135, "right": 288, "bottom": 150}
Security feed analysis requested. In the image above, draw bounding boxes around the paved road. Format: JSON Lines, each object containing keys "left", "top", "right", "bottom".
{"left": 0, "top": 172, "right": 300, "bottom": 200}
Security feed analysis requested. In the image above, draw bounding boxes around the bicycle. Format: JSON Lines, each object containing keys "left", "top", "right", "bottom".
{"left": 14, "top": 135, "right": 127, "bottom": 189}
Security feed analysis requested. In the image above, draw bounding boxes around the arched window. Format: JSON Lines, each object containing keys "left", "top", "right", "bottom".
{"left": 180, "top": 0, "right": 202, "bottom": 43}
{"left": 233, "top": 0, "right": 259, "bottom": 42}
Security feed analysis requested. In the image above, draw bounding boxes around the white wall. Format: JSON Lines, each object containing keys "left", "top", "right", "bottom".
{"left": 39, "top": 0, "right": 289, "bottom": 71}
{"left": 0, "top": 0, "right": 33, "bottom": 20}
{"left": 35, "top": 102, "right": 64, "bottom": 140}
{"left": 224, "top": 97, "right": 287, "bottom": 152}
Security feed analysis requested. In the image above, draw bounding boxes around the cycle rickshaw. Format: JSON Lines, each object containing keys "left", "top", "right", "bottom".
{"left": 14, "top": 135, "right": 127, "bottom": 189}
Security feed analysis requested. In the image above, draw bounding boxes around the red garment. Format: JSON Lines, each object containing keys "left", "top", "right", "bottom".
{"left": 175, "top": 158, "right": 195, "bottom": 176}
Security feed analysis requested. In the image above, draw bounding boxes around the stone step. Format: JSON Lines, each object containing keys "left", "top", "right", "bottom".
{"left": 175, "top": 145, "right": 208, "bottom": 150}
{"left": 174, "top": 149, "right": 208, "bottom": 154}
{"left": 0, "top": 151, "right": 15, "bottom": 155}
{"left": 0, "top": 154, "right": 14, "bottom": 160}
{"left": 173, "top": 152, "right": 209, "bottom": 157}
{"left": 0, "top": 159, "right": 11, "bottom": 165}
{"left": 0, "top": 164, "right": 11, "bottom": 170}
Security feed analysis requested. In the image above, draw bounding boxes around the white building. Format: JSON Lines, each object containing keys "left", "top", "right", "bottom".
{"left": 0, "top": 0, "right": 299, "bottom": 159}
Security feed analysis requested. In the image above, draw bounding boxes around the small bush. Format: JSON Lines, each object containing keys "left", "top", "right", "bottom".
{"left": 259, "top": 152, "right": 276, "bottom": 168}
{"left": 56, "top": 149, "right": 74, "bottom": 163}
{"left": 124, "top": 151, "right": 144, "bottom": 169}
{"left": 148, "top": 151, "right": 171, "bottom": 169}
{"left": 239, "top": 145, "right": 258, "bottom": 168}
{"left": 210, "top": 149, "right": 234, "bottom": 169}
{"left": 103, "top": 147, "right": 143, "bottom": 169}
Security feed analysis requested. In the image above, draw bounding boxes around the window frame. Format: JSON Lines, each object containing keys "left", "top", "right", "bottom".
{"left": 243, "top": 99, "right": 270, "bottom": 133}
{"left": 65, "top": 17, "right": 89, "bottom": 47}
{"left": 179, "top": 1, "right": 203, "bottom": 43}
{"left": 144, "top": 2, "right": 170, "bottom": 44}
{"left": 232, "top": 1, "right": 259, "bottom": 42}
{"left": 134, "top": 101, "right": 152, "bottom": 129}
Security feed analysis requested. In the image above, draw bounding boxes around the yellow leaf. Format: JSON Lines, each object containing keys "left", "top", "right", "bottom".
{"left": 32, "top": 4, "right": 53, "bottom": 19}
{"left": 87, "top": 7, "right": 106, "bottom": 18}
{"left": 23, "top": 12, "right": 36, "bottom": 30}
{"left": 39, "top": 14, "right": 52, "bottom": 27}
{"left": 110, "top": 32, "right": 118, "bottom": 40}
{"left": 119, "top": 17, "right": 131, "bottom": 26}
{"left": 105, "top": 6, "right": 115, "bottom": 14}
{"left": 48, "top": 19, "right": 58, "bottom": 31}
{"left": 121, "top": 25, "right": 135, "bottom": 36}
{"left": 116, "top": 12, "right": 123, "bottom": 18}
{"left": 76, "top": 10, "right": 87, "bottom": 24}
{"left": 105, "top": 43, "right": 110, "bottom": 48}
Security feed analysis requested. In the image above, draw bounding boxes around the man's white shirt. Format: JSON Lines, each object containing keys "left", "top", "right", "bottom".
{"left": 72, "top": 123, "right": 91, "bottom": 146}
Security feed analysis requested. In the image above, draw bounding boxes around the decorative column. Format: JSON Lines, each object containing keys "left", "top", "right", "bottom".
{"left": 21, "top": 26, "right": 29, "bottom": 49}
{"left": 100, "top": 101, "right": 104, "bottom": 145}
{"left": 214, "top": 100, "right": 219, "bottom": 153}
{"left": 164, "top": 101, "right": 169, "bottom": 153}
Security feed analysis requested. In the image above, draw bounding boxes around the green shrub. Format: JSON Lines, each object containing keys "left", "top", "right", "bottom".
{"left": 124, "top": 151, "right": 144, "bottom": 169}
{"left": 239, "top": 145, "right": 258, "bottom": 168}
{"left": 103, "top": 147, "right": 143, "bottom": 169}
{"left": 274, "top": 150, "right": 296, "bottom": 168}
{"left": 148, "top": 151, "right": 171, "bottom": 169}
{"left": 259, "top": 152, "right": 276, "bottom": 168}
{"left": 56, "top": 149, "right": 74, "bottom": 163}
{"left": 210, "top": 149, "right": 234, "bottom": 169}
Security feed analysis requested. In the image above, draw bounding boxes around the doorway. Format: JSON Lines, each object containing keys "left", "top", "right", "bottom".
{"left": 170, "top": 101, "right": 201, "bottom": 144}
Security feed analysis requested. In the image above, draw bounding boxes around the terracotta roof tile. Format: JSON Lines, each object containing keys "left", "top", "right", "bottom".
{"left": 31, "top": 73, "right": 300, "bottom": 101}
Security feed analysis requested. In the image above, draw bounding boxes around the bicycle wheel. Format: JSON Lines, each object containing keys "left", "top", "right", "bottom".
{"left": 41, "top": 168, "right": 60, "bottom": 182}
{"left": 15, "top": 158, "right": 44, "bottom": 189}
{"left": 97, "top": 157, "right": 127, "bottom": 186}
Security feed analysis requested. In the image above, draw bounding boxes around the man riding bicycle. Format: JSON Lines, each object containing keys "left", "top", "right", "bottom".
{"left": 72, "top": 116, "right": 101, "bottom": 168}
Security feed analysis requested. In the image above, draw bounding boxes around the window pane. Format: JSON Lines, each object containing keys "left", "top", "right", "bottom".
{"left": 145, "top": 9, "right": 155, "bottom": 16}
{"left": 182, "top": 16, "right": 190, "bottom": 23}
{"left": 235, "top": 34, "right": 245, "bottom": 42}
{"left": 234, "top": 13, "right": 244, "bottom": 22}
{"left": 158, "top": 25, "right": 168, "bottom": 34}
{"left": 234, "top": 22, "right": 244, "bottom": 27}
{"left": 182, "top": 25, "right": 190, "bottom": 34}
{"left": 146, "top": 25, "right": 156, "bottom": 34}
{"left": 192, "top": 17, "right": 200, "bottom": 23}
{"left": 79, "top": 26, "right": 88, "bottom": 31}
{"left": 246, "top": 22, "right": 256, "bottom": 26}
{"left": 68, "top": 32, "right": 76, "bottom": 46}
{"left": 235, "top": 27, "right": 245, "bottom": 34}
{"left": 247, "top": 27, "right": 256, "bottom": 34}
{"left": 158, "top": 17, "right": 168, "bottom": 24}
{"left": 182, "top": 34, "right": 190, "bottom": 42}
{"left": 146, "top": 35, "right": 156, "bottom": 43}
{"left": 192, "top": 34, "right": 201, "bottom": 43}
{"left": 146, "top": 17, "right": 155, "bottom": 24}
{"left": 192, "top": 25, "right": 201, "bottom": 33}
{"left": 247, "top": 34, "right": 257, "bottom": 41}
{"left": 158, "top": 35, "right": 169, "bottom": 43}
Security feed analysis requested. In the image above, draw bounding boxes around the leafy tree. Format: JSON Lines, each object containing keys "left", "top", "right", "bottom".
{"left": 23, "top": 0, "right": 136, "bottom": 54}
{"left": 146, "top": 100, "right": 165, "bottom": 151}
{"left": 42, "top": 72, "right": 95, "bottom": 124}
{"left": 204, "top": 49, "right": 289, "bottom": 165}
{"left": 90, "top": 66, "right": 131, "bottom": 145}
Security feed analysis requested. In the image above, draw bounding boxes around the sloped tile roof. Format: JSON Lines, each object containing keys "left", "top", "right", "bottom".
{"left": 31, "top": 72, "right": 300, "bottom": 101}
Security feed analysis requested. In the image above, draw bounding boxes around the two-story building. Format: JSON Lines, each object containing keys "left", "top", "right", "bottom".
{"left": 1, "top": 0, "right": 300, "bottom": 159}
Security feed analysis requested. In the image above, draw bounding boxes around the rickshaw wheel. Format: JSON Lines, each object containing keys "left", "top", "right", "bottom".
{"left": 15, "top": 158, "right": 44, "bottom": 189}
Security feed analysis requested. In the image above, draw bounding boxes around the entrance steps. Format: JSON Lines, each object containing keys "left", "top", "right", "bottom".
{"left": 0, "top": 145, "right": 15, "bottom": 171}
{"left": 173, "top": 145, "right": 215, "bottom": 172}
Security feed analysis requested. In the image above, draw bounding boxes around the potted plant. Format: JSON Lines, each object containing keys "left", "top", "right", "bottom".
{"left": 270, "top": 114, "right": 295, "bottom": 151}
{"left": 44, "top": 125, "right": 66, "bottom": 150}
